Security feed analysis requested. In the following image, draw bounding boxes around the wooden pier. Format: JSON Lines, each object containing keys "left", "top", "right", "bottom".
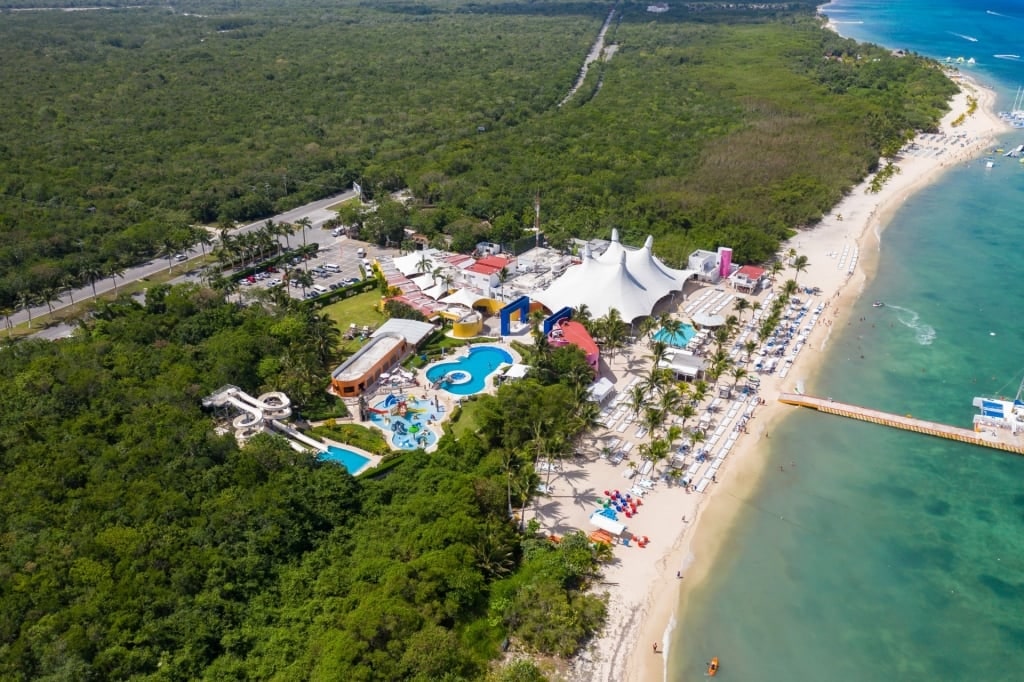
{"left": 778, "top": 393, "right": 1024, "bottom": 455}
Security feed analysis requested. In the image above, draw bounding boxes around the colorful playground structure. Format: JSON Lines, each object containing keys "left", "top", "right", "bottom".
{"left": 365, "top": 394, "right": 442, "bottom": 450}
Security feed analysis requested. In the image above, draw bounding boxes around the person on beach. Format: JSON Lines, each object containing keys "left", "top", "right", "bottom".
{"left": 653, "top": 643, "right": 658, "bottom": 653}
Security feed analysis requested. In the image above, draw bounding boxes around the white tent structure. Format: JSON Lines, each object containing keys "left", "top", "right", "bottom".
{"left": 439, "top": 288, "right": 486, "bottom": 309}
{"left": 532, "top": 230, "right": 696, "bottom": 321}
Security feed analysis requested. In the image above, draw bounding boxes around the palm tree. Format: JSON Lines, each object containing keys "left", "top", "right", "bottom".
{"left": 733, "top": 297, "right": 751, "bottom": 324}
{"left": 60, "top": 274, "right": 78, "bottom": 306}
{"left": 18, "top": 290, "right": 36, "bottom": 328}
{"left": 1, "top": 305, "right": 14, "bottom": 338}
{"left": 647, "top": 339, "right": 670, "bottom": 368}
{"left": 690, "top": 380, "right": 709, "bottom": 406}
{"left": 768, "top": 260, "right": 784, "bottom": 282}
{"left": 573, "top": 303, "right": 593, "bottom": 329}
{"left": 730, "top": 366, "right": 748, "bottom": 388}
{"left": 497, "top": 266, "right": 510, "bottom": 300}
{"left": 415, "top": 253, "right": 432, "bottom": 276}
{"left": 278, "top": 221, "right": 296, "bottom": 250}
{"left": 627, "top": 384, "right": 648, "bottom": 422}
{"left": 637, "top": 315, "right": 657, "bottom": 345}
{"left": 294, "top": 217, "right": 312, "bottom": 271}
{"left": 791, "top": 255, "right": 810, "bottom": 284}
{"left": 104, "top": 260, "right": 124, "bottom": 294}
{"left": 192, "top": 226, "right": 214, "bottom": 258}
{"left": 781, "top": 278, "right": 800, "bottom": 301}
{"left": 217, "top": 228, "right": 237, "bottom": 269}
{"left": 159, "top": 236, "right": 181, "bottom": 273}
{"left": 743, "top": 340, "right": 758, "bottom": 367}
{"left": 82, "top": 261, "right": 104, "bottom": 299}
{"left": 39, "top": 285, "right": 61, "bottom": 316}
{"left": 306, "top": 311, "right": 342, "bottom": 364}
{"left": 294, "top": 269, "right": 314, "bottom": 298}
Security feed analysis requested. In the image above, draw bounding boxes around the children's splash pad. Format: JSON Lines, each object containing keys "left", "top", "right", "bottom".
{"left": 426, "top": 345, "right": 514, "bottom": 395}
{"left": 366, "top": 394, "right": 443, "bottom": 450}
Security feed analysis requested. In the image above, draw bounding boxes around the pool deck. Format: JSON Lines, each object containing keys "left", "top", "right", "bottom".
{"left": 352, "top": 341, "right": 520, "bottom": 453}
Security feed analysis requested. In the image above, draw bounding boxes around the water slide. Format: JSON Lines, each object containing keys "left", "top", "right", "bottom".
{"left": 267, "top": 419, "right": 328, "bottom": 453}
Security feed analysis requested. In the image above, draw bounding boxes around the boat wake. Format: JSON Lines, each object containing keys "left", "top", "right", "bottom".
{"left": 994, "top": 54, "right": 1020, "bottom": 60}
{"left": 888, "top": 305, "right": 937, "bottom": 345}
{"left": 987, "top": 10, "right": 1011, "bottom": 19}
{"left": 949, "top": 31, "right": 979, "bottom": 42}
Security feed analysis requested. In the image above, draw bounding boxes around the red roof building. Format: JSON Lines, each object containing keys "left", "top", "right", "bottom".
{"left": 731, "top": 265, "right": 766, "bottom": 293}
{"left": 548, "top": 319, "right": 599, "bottom": 370}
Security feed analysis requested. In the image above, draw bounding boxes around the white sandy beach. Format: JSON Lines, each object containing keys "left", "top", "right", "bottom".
{"left": 551, "top": 74, "right": 1009, "bottom": 682}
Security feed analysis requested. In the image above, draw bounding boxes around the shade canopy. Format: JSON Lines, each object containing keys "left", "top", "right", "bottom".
{"left": 531, "top": 230, "right": 695, "bottom": 321}
{"left": 692, "top": 312, "right": 726, "bottom": 328}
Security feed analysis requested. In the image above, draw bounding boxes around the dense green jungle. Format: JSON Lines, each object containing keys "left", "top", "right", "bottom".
{"left": 1, "top": 0, "right": 960, "bottom": 679}
{"left": 0, "top": 287, "right": 607, "bottom": 680}
{"left": 0, "top": 0, "right": 954, "bottom": 309}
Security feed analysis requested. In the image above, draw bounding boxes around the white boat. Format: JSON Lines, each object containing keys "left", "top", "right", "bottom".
{"left": 872, "top": 301, "right": 885, "bottom": 308}
{"left": 973, "top": 378, "right": 1024, "bottom": 434}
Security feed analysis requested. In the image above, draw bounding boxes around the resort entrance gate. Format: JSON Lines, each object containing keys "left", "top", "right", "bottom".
{"left": 542, "top": 307, "right": 573, "bottom": 335}
{"left": 499, "top": 296, "right": 531, "bottom": 336}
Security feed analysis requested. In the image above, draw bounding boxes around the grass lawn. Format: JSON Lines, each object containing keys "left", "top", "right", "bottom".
{"left": 449, "top": 398, "right": 485, "bottom": 439}
{"left": 321, "top": 290, "right": 387, "bottom": 352}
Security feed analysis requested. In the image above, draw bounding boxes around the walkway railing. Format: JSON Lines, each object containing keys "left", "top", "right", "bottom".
{"left": 778, "top": 393, "right": 1024, "bottom": 455}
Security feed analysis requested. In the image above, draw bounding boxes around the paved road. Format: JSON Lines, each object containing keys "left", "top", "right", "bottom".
{"left": 9, "top": 189, "right": 358, "bottom": 329}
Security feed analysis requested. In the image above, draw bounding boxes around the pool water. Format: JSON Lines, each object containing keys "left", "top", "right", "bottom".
{"left": 366, "top": 395, "right": 443, "bottom": 450}
{"left": 425, "top": 345, "right": 514, "bottom": 395}
{"left": 652, "top": 323, "right": 697, "bottom": 348}
{"left": 319, "top": 445, "right": 371, "bottom": 474}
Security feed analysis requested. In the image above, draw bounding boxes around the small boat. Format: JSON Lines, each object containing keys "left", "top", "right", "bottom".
{"left": 707, "top": 657, "right": 720, "bottom": 676}
{"left": 872, "top": 301, "right": 885, "bottom": 308}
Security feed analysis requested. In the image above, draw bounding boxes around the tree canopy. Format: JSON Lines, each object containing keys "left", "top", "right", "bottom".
{"left": 0, "top": 0, "right": 954, "bottom": 309}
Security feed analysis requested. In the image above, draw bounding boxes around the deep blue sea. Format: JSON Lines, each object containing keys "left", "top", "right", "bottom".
{"left": 670, "top": 2, "right": 1024, "bottom": 679}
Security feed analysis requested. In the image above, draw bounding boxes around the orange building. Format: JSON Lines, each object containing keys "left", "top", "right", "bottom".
{"left": 330, "top": 319, "right": 435, "bottom": 397}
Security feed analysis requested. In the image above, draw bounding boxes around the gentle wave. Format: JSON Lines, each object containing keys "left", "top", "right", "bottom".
{"left": 949, "top": 31, "right": 979, "bottom": 42}
{"left": 994, "top": 54, "right": 1020, "bottom": 60}
{"left": 831, "top": 20, "right": 865, "bottom": 25}
{"left": 888, "top": 305, "right": 937, "bottom": 345}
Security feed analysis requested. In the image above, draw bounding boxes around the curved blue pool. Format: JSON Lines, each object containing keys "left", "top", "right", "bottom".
{"left": 426, "top": 345, "right": 514, "bottom": 395}
{"left": 318, "top": 445, "right": 371, "bottom": 474}
{"left": 653, "top": 323, "right": 697, "bottom": 348}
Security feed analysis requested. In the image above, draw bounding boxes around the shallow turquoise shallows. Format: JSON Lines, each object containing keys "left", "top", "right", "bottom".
{"left": 318, "top": 445, "right": 370, "bottom": 474}
{"left": 670, "top": 2, "right": 1024, "bottom": 679}
{"left": 425, "top": 346, "right": 514, "bottom": 395}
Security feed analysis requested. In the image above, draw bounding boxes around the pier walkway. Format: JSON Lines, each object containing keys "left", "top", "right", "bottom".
{"left": 778, "top": 393, "right": 1024, "bottom": 455}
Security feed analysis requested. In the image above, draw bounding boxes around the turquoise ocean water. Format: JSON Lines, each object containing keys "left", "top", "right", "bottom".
{"left": 671, "top": 2, "right": 1024, "bottom": 679}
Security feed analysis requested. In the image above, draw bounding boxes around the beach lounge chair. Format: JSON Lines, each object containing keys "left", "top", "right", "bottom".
{"left": 629, "top": 486, "right": 647, "bottom": 498}
{"left": 609, "top": 450, "right": 625, "bottom": 465}
{"left": 638, "top": 478, "right": 656, "bottom": 490}
{"left": 622, "top": 468, "right": 637, "bottom": 479}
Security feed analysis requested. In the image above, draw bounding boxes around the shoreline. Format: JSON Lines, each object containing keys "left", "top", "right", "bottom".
{"left": 596, "top": 71, "right": 1009, "bottom": 682}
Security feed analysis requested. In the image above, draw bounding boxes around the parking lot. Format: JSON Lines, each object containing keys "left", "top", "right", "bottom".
{"left": 239, "top": 232, "right": 397, "bottom": 300}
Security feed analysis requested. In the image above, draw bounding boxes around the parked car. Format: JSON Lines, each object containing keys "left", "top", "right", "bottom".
{"left": 290, "top": 279, "right": 301, "bottom": 288}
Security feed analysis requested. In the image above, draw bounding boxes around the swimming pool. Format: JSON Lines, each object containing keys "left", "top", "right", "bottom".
{"left": 319, "top": 445, "right": 371, "bottom": 474}
{"left": 425, "top": 345, "right": 514, "bottom": 395}
{"left": 653, "top": 324, "right": 697, "bottom": 348}
{"left": 366, "top": 395, "right": 442, "bottom": 450}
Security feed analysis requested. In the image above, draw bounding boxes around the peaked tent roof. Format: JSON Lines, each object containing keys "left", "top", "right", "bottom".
{"left": 532, "top": 230, "right": 696, "bottom": 321}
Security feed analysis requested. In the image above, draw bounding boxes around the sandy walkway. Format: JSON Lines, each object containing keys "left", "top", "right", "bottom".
{"left": 557, "top": 74, "right": 1008, "bottom": 682}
